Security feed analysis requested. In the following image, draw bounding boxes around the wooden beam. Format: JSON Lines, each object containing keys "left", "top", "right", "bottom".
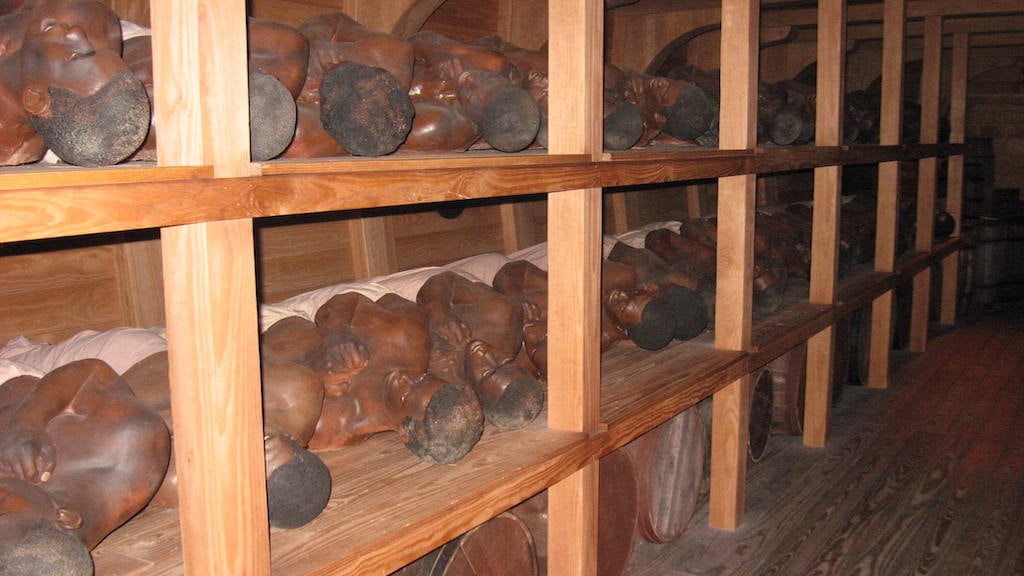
{"left": 869, "top": 0, "right": 905, "bottom": 390}
{"left": 846, "top": 16, "right": 1024, "bottom": 42}
{"left": 546, "top": 0, "right": 603, "bottom": 574}
{"left": 803, "top": 0, "right": 845, "bottom": 448}
{"left": 941, "top": 32, "right": 968, "bottom": 326}
{"left": 910, "top": 15, "right": 943, "bottom": 353}
{"left": 710, "top": 0, "right": 758, "bottom": 532}
{"left": 151, "top": 1, "right": 270, "bottom": 573}
{"left": 761, "top": 0, "right": 1023, "bottom": 28}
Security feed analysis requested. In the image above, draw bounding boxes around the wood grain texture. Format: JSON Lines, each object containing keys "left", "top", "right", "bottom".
{"left": 628, "top": 305, "right": 1024, "bottom": 576}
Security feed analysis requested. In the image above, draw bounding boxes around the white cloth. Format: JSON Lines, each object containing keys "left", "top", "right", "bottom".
{"left": 0, "top": 359, "right": 45, "bottom": 385}
{"left": 0, "top": 327, "right": 167, "bottom": 375}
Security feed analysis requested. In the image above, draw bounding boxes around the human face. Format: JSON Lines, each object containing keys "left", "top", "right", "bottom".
{"left": 383, "top": 370, "right": 447, "bottom": 422}
{"left": 20, "top": 17, "right": 126, "bottom": 98}
{"left": 606, "top": 288, "right": 656, "bottom": 329}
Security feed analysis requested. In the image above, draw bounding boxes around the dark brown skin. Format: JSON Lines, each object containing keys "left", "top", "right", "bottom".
{"left": 415, "top": 271, "right": 545, "bottom": 430}
{"left": 305, "top": 292, "right": 483, "bottom": 462}
{"left": 297, "top": 11, "right": 413, "bottom": 103}
{"left": 0, "top": 0, "right": 128, "bottom": 165}
{"left": 493, "top": 258, "right": 669, "bottom": 366}
{"left": 0, "top": 359, "right": 170, "bottom": 550}
{"left": 407, "top": 31, "right": 539, "bottom": 152}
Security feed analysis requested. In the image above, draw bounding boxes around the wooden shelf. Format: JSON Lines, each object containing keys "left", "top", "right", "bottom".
{"left": 0, "top": 146, "right": 967, "bottom": 245}
{"left": 0, "top": 0, "right": 983, "bottom": 572}
{"left": 600, "top": 332, "right": 747, "bottom": 448}
{"left": 92, "top": 416, "right": 590, "bottom": 576}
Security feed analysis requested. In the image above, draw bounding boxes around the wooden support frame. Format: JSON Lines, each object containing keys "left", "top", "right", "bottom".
{"left": 151, "top": 1, "right": 270, "bottom": 573}
{"left": 804, "top": 0, "right": 846, "bottom": 448}
{"left": 909, "top": 15, "right": 943, "bottom": 353}
{"left": 868, "top": 0, "right": 906, "bottom": 389}
{"left": 709, "top": 0, "right": 758, "bottom": 531}
{"left": 546, "top": 1, "right": 603, "bottom": 574}
{"left": 941, "top": 32, "right": 968, "bottom": 326}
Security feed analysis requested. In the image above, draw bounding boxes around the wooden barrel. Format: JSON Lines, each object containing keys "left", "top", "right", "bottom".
{"left": 747, "top": 369, "right": 774, "bottom": 462}
{"left": 392, "top": 513, "right": 538, "bottom": 576}
{"left": 625, "top": 405, "right": 707, "bottom": 542}
{"left": 766, "top": 341, "right": 806, "bottom": 436}
{"left": 509, "top": 447, "right": 639, "bottom": 576}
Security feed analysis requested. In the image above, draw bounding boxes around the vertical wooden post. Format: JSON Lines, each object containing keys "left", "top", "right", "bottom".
{"left": 349, "top": 217, "right": 397, "bottom": 278}
{"left": 546, "top": 0, "right": 603, "bottom": 574}
{"left": 804, "top": 0, "right": 846, "bottom": 448}
{"left": 909, "top": 15, "right": 942, "bottom": 352}
{"left": 152, "top": 1, "right": 271, "bottom": 573}
{"left": 709, "top": 0, "right": 758, "bottom": 531}
{"left": 941, "top": 33, "right": 968, "bottom": 326}
{"left": 868, "top": 0, "right": 905, "bottom": 389}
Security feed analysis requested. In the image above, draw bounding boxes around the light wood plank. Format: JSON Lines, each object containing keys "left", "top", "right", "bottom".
{"left": 803, "top": 0, "right": 846, "bottom": 449}
{"left": 710, "top": 0, "right": 758, "bottom": 533}
{"left": 151, "top": 0, "right": 270, "bottom": 573}
{"left": 909, "top": 16, "right": 942, "bottom": 353}
{"left": 710, "top": 376, "right": 751, "bottom": 530}
{"left": 349, "top": 216, "right": 397, "bottom": 278}
{"left": 160, "top": 219, "right": 268, "bottom": 575}
{"left": 941, "top": 33, "right": 968, "bottom": 326}
{"left": 547, "top": 0, "right": 603, "bottom": 574}
{"left": 115, "top": 237, "right": 166, "bottom": 328}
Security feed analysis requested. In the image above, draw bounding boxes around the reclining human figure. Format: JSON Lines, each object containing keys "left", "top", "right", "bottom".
{"left": 265, "top": 291, "right": 485, "bottom": 465}
{"left": 473, "top": 35, "right": 645, "bottom": 151}
{"left": 407, "top": 30, "right": 540, "bottom": 153}
{"left": 491, "top": 256, "right": 707, "bottom": 380}
{"left": 0, "top": 0, "right": 150, "bottom": 166}
{"left": 415, "top": 270, "right": 546, "bottom": 430}
{"left": 0, "top": 359, "right": 170, "bottom": 575}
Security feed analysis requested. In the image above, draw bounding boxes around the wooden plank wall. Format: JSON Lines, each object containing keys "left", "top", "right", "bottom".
{"left": 0, "top": 237, "right": 137, "bottom": 344}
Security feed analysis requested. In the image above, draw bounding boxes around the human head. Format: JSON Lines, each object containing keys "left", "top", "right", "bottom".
{"left": 456, "top": 69, "right": 540, "bottom": 152}
{"left": 248, "top": 69, "right": 296, "bottom": 161}
{"left": 603, "top": 98, "right": 644, "bottom": 150}
{"left": 605, "top": 289, "right": 675, "bottom": 351}
{"left": 0, "top": 481, "right": 92, "bottom": 576}
{"left": 625, "top": 296, "right": 676, "bottom": 351}
{"left": 19, "top": 17, "right": 149, "bottom": 165}
{"left": 662, "top": 80, "right": 714, "bottom": 142}
{"left": 464, "top": 339, "right": 545, "bottom": 430}
{"left": 319, "top": 61, "right": 414, "bottom": 156}
{"left": 661, "top": 284, "right": 709, "bottom": 341}
{"left": 263, "top": 434, "right": 332, "bottom": 529}
{"left": 388, "top": 371, "right": 484, "bottom": 464}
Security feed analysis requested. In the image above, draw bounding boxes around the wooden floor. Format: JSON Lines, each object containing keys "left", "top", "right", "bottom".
{"left": 627, "top": 302, "right": 1024, "bottom": 576}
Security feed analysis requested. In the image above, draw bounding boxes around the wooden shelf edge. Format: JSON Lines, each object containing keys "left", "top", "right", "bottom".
{"left": 599, "top": 333, "right": 747, "bottom": 451}
{"left": 0, "top": 147, "right": 969, "bottom": 245}
{"left": 92, "top": 418, "right": 590, "bottom": 576}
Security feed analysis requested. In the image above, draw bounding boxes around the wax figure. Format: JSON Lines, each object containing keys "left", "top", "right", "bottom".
{"left": 280, "top": 292, "right": 486, "bottom": 464}
{"left": 665, "top": 63, "right": 722, "bottom": 147}
{"left": 120, "top": 343, "right": 332, "bottom": 530}
{"left": 0, "top": 359, "right": 171, "bottom": 575}
{"left": 414, "top": 271, "right": 545, "bottom": 430}
{"left": 605, "top": 241, "right": 709, "bottom": 341}
{"left": 407, "top": 30, "right": 540, "bottom": 153}
{"left": 283, "top": 12, "right": 414, "bottom": 157}
{"left": 0, "top": 0, "right": 150, "bottom": 166}
{"left": 474, "top": 35, "right": 644, "bottom": 151}
{"left": 121, "top": 17, "right": 302, "bottom": 162}
{"left": 644, "top": 218, "right": 790, "bottom": 318}
{"left": 491, "top": 258, "right": 680, "bottom": 380}
{"left": 608, "top": 64, "right": 714, "bottom": 147}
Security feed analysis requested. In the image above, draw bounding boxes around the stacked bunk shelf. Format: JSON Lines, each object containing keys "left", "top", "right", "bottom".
{"left": 0, "top": 0, "right": 1005, "bottom": 574}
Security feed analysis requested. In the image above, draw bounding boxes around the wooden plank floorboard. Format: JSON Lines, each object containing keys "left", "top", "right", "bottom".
{"left": 625, "top": 304, "right": 1024, "bottom": 576}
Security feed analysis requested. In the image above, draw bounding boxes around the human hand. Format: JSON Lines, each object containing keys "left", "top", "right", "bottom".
{"left": 0, "top": 427, "right": 56, "bottom": 484}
